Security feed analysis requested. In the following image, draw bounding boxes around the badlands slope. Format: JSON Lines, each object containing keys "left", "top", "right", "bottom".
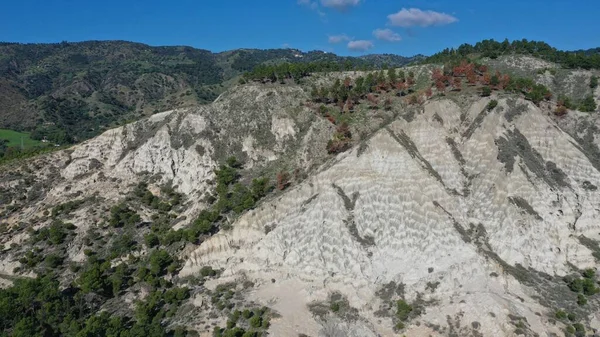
{"left": 1, "top": 59, "right": 600, "bottom": 336}
{"left": 182, "top": 96, "right": 600, "bottom": 336}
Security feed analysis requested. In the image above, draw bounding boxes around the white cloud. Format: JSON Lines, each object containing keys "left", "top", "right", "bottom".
{"left": 347, "top": 40, "right": 374, "bottom": 52}
{"left": 320, "top": 0, "right": 361, "bottom": 11}
{"left": 373, "top": 29, "right": 402, "bottom": 42}
{"left": 388, "top": 8, "right": 458, "bottom": 27}
{"left": 298, "top": 0, "right": 326, "bottom": 17}
{"left": 328, "top": 34, "right": 350, "bottom": 44}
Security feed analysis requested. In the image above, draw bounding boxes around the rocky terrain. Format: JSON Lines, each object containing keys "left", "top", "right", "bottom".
{"left": 1, "top": 53, "right": 600, "bottom": 336}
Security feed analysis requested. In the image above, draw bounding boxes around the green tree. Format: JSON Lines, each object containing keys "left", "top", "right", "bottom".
{"left": 579, "top": 96, "right": 597, "bottom": 112}
{"left": 388, "top": 68, "right": 397, "bottom": 84}
{"left": 250, "top": 177, "right": 270, "bottom": 199}
{"left": 48, "top": 220, "right": 69, "bottom": 245}
{"left": 144, "top": 233, "right": 160, "bottom": 248}
{"left": 78, "top": 261, "right": 109, "bottom": 294}
{"left": 396, "top": 300, "right": 413, "bottom": 321}
{"left": 44, "top": 253, "right": 64, "bottom": 269}
{"left": 109, "top": 204, "right": 141, "bottom": 228}
{"left": 590, "top": 75, "right": 598, "bottom": 89}
{"left": 481, "top": 86, "right": 492, "bottom": 97}
{"left": 249, "top": 315, "right": 262, "bottom": 328}
{"left": 148, "top": 249, "right": 174, "bottom": 276}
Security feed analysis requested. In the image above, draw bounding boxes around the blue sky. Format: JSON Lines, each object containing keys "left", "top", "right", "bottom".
{"left": 1, "top": 0, "right": 599, "bottom": 56}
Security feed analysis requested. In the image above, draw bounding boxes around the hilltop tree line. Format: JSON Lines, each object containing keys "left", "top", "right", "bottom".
{"left": 426, "top": 38, "right": 600, "bottom": 70}
{"left": 307, "top": 69, "right": 421, "bottom": 154}
{"left": 431, "top": 59, "right": 598, "bottom": 113}
{"left": 310, "top": 69, "right": 416, "bottom": 110}
{"left": 241, "top": 61, "right": 385, "bottom": 84}
{"left": 431, "top": 60, "right": 553, "bottom": 104}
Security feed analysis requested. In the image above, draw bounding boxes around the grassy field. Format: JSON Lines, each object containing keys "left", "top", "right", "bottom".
{"left": 0, "top": 129, "right": 42, "bottom": 148}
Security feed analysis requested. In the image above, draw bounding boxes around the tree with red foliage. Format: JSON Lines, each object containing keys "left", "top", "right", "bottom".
{"left": 384, "top": 97, "right": 393, "bottom": 110}
{"left": 326, "top": 123, "right": 352, "bottom": 154}
{"left": 367, "top": 93, "right": 378, "bottom": 107}
{"left": 500, "top": 74, "right": 511, "bottom": 89}
{"left": 478, "top": 65, "right": 488, "bottom": 73}
{"left": 555, "top": 105, "right": 568, "bottom": 117}
{"left": 336, "top": 123, "right": 351, "bottom": 139}
{"left": 325, "top": 114, "right": 336, "bottom": 124}
{"left": 276, "top": 171, "right": 290, "bottom": 191}
{"left": 482, "top": 73, "right": 491, "bottom": 86}
{"left": 453, "top": 77, "right": 462, "bottom": 91}
{"left": 435, "top": 79, "right": 446, "bottom": 93}
{"left": 425, "top": 87, "right": 433, "bottom": 98}
{"left": 344, "top": 77, "right": 352, "bottom": 88}
{"left": 432, "top": 68, "right": 444, "bottom": 82}
{"left": 453, "top": 60, "right": 470, "bottom": 77}
{"left": 345, "top": 99, "right": 354, "bottom": 112}
{"left": 395, "top": 82, "right": 407, "bottom": 90}
{"left": 466, "top": 70, "right": 477, "bottom": 85}
{"left": 407, "top": 95, "right": 418, "bottom": 105}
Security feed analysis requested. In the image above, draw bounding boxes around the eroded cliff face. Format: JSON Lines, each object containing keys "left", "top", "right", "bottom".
{"left": 0, "top": 84, "right": 332, "bottom": 229}
{"left": 181, "top": 96, "right": 600, "bottom": 336}
{"left": 1, "top": 65, "right": 600, "bottom": 336}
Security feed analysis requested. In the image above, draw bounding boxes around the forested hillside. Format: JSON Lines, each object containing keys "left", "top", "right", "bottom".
{"left": 425, "top": 39, "right": 600, "bottom": 69}
{"left": 0, "top": 41, "right": 416, "bottom": 153}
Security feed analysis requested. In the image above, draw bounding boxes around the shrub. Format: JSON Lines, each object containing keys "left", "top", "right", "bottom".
{"left": 591, "top": 75, "right": 598, "bottom": 89}
{"left": 582, "top": 268, "right": 596, "bottom": 279}
{"left": 481, "top": 86, "right": 492, "bottom": 97}
{"left": 396, "top": 300, "right": 413, "bottom": 321}
{"left": 558, "top": 95, "right": 574, "bottom": 109}
{"left": 487, "top": 100, "right": 498, "bottom": 111}
{"left": 555, "top": 310, "right": 567, "bottom": 320}
{"left": 48, "top": 221, "right": 69, "bottom": 245}
{"left": 109, "top": 203, "right": 141, "bottom": 228}
{"left": 200, "top": 266, "right": 217, "bottom": 277}
{"left": 44, "top": 254, "right": 63, "bottom": 269}
{"left": 579, "top": 96, "right": 597, "bottom": 112}
{"left": 144, "top": 233, "right": 159, "bottom": 248}
{"left": 573, "top": 323, "right": 585, "bottom": 334}
{"left": 525, "top": 84, "right": 551, "bottom": 104}
{"left": 250, "top": 177, "right": 271, "bottom": 199}
{"left": 52, "top": 200, "right": 84, "bottom": 218}
{"left": 248, "top": 315, "right": 262, "bottom": 328}
{"left": 568, "top": 277, "right": 599, "bottom": 295}
{"left": 230, "top": 183, "right": 256, "bottom": 214}
{"left": 577, "top": 294, "right": 587, "bottom": 306}
{"left": 226, "top": 156, "right": 243, "bottom": 169}
{"left": 555, "top": 105, "right": 568, "bottom": 116}
{"left": 109, "top": 233, "right": 136, "bottom": 258}
{"left": 78, "top": 261, "right": 110, "bottom": 294}
{"left": 148, "top": 249, "right": 175, "bottom": 276}
{"left": 276, "top": 172, "right": 290, "bottom": 191}
{"left": 330, "top": 302, "right": 340, "bottom": 312}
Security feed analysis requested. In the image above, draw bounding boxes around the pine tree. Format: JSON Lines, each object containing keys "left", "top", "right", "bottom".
{"left": 388, "top": 68, "right": 397, "bottom": 85}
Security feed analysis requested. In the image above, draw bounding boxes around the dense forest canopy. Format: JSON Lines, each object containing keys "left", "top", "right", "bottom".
{"left": 425, "top": 38, "right": 600, "bottom": 69}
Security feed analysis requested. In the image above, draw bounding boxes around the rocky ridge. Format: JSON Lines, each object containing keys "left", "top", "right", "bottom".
{"left": 1, "top": 56, "right": 600, "bottom": 336}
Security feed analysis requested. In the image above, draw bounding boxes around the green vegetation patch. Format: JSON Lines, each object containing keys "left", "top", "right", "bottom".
{"left": 0, "top": 129, "right": 42, "bottom": 148}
